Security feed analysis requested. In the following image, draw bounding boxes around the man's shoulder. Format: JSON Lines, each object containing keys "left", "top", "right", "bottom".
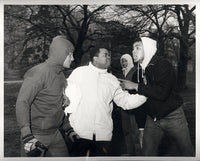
{"left": 107, "top": 72, "right": 118, "bottom": 80}
{"left": 24, "top": 63, "right": 48, "bottom": 79}
{"left": 106, "top": 73, "right": 120, "bottom": 86}
{"left": 71, "top": 65, "right": 88, "bottom": 73}
{"left": 151, "top": 55, "right": 171, "bottom": 67}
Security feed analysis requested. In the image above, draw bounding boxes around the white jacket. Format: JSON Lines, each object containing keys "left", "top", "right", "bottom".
{"left": 65, "top": 63, "right": 146, "bottom": 141}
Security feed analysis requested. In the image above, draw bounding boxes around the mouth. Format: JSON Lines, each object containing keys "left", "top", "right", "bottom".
{"left": 133, "top": 56, "right": 137, "bottom": 60}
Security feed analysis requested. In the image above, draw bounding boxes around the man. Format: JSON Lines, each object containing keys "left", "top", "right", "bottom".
{"left": 64, "top": 45, "right": 147, "bottom": 156}
{"left": 16, "top": 35, "right": 78, "bottom": 157}
{"left": 120, "top": 37, "right": 194, "bottom": 156}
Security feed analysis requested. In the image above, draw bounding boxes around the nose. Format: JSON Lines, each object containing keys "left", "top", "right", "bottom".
{"left": 71, "top": 54, "right": 74, "bottom": 61}
{"left": 132, "top": 50, "right": 136, "bottom": 56}
{"left": 107, "top": 53, "right": 111, "bottom": 59}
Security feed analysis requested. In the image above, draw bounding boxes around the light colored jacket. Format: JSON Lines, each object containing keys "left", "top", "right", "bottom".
{"left": 65, "top": 63, "right": 146, "bottom": 141}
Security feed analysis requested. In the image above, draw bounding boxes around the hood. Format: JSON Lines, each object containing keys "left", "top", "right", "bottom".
{"left": 47, "top": 35, "right": 74, "bottom": 66}
{"left": 140, "top": 37, "right": 157, "bottom": 70}
{"left": 120, "top": 54, "right": 134, "bottom": 77}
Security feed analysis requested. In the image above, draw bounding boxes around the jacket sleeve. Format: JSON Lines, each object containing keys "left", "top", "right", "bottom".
{"left": 61, "top": 114, "right": 72, "bottom": 131}
{"left": 138, "top": 59, "right": 174, "bottom": 101}
{"left": 64, "top": 68, "right": 82, "bottom": 114}
{"left": 113, "top": 86, "right": 147, "bottom": 110}
{"left": 64, "top": 80, "right": 82, "bottom": 114}
{"left": 16, "top": 71, "right": 44, "bottom": 137}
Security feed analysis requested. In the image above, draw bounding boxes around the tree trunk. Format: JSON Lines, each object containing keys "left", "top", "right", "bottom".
{"left": 157, "top": 40, "right": 165, "bottom": 56}
{"left": 177, "top": 39, "right": 189, "bottom": 90}
{"left": 74, "top": 45, "right": 83, "bottom": 67}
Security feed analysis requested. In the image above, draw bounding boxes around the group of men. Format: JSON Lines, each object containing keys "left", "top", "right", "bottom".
{"left": 15, "top": 35, "right": 194, "bottom": 157}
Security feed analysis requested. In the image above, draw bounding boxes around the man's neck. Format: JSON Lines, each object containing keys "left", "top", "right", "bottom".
{"left": 92, "top": 62, "right": 107, "bottom": 70}
{"left": 89, "top": 62, "right": 107, "bottom": 73}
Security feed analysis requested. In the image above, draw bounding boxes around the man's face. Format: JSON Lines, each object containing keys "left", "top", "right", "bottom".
{"left": 94, "top": 48, "right": 111, "bottom": 69}
{"left": 121, "top": 58, "right": 128, "bottom": 68}
{"left": 63, "top": 51, "right": 74, "bottom": 68}
{"left": 132, "top": 41, "right": 144, "bottom": 63}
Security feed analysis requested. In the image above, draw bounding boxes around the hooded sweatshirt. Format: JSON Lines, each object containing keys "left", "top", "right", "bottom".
{"left": 137, "top": 37, "right": 183, "bottom": 120}
{"left": 16, "top": 36, "right": 74, "bottom": 136}
{"left": 120, "top": 54, "right": 134, "bottom": 77}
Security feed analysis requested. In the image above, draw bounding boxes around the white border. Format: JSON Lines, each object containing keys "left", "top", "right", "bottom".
{"left": 1, "top": 1, "right": 199, "bottom": 161}
{"left": 0, "top": 2, "right": 4, "bottom": 160}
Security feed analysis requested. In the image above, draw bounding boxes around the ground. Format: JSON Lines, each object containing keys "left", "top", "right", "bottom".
{"left": 4, "top": 72, "right": 195, "bottom": 157}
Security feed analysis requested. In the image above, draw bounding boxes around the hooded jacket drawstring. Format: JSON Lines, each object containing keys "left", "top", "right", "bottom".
{"left": 137, "top": 63, "right": 145, "bottom": 83}
{"left": 137, "top": 63, "right": 140, "bottom": 83}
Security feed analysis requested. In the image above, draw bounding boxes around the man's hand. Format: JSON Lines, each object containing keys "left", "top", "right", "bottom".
{"left": 118, "top": 79, "right": 138, "bottom": 91}
{"left": 23, "top": 134, "right": 48, "bottom": 157}
{"left": 65, "top": 128, "right": 80, "bottom": 143}
{"left": 62, "top": 94, "right": 70, "bottom": 109}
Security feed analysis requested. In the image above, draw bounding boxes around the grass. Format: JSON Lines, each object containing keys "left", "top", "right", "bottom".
{"left": 4, "top": 79, "right": 195, "bottom": 157}
{"left": 4, "top": 82, "right": 22, "bottom": 157}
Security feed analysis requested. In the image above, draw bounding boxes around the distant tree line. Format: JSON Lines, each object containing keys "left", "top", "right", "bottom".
{"left": 4, "top": 4, "right": 195, "bottom": 90}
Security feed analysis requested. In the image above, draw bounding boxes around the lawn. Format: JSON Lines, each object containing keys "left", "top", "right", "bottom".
{"left": 4, "top": 82, "right": 22, "bottom": 157}
{"left": 4, "top": 80, "right": 195, "bottom": 157}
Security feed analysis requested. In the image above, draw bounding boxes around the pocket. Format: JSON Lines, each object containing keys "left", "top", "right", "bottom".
{"left": 166, "top": 107, "right": 182, "bottom": 119}
{"left": 165, "top": 107, "right": 188, "bottom": 127}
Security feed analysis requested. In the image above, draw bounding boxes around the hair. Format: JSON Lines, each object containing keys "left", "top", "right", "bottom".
{"left": 89, "top": 44, "right": 109, "bottom": 62}
{"left": 133, "top": 37, "right": 142, "bottom": 44}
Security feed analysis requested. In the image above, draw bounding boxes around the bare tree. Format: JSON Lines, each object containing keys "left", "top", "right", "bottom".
{"left": 167, "top": 5, "right": 195, "bottom": 90}
{"left": 114, "top": 5, "right": 195, "bottom": 90}
{"left": 4, "top": 5, "right": 109, "bottom": 67}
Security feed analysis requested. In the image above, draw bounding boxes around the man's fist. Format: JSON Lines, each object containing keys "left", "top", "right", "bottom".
{"left": 65, "top": 128, "right": 80, "bottom": 142}
{"left": 118, "top": 78, "right": 139, "bottom": 91}
{"left": 23, "top": 134, "right": 48, "bottom": 157}
{"left": 62, "top": 94, "right": 70, "bottom": 109}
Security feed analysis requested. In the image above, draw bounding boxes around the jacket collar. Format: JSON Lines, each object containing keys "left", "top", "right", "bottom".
{"left": 89, "top": 62, "right": 107, "bottom": 74}
{"left": 146, "top": 54, "right": 162, "bottom": 67}
{"left": 45, "top": 59, "right": 64, "bottom": 74}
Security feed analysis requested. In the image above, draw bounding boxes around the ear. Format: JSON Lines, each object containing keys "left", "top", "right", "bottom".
{"left": 93, "top": 56, "right": 98, "bottom": 62}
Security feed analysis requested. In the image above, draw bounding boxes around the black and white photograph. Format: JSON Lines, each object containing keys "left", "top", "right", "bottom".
{"left": 1, "top": 0, "right": 200, "bottom": 161}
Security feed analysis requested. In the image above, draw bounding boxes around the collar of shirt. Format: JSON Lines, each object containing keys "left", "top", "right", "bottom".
{"left": 89, "top": 62, "right": 107, "bottom": 74}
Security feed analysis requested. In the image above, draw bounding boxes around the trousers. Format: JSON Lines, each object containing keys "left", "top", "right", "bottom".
{"left": 142, "top": 106, "right": 194, "bottom": 156}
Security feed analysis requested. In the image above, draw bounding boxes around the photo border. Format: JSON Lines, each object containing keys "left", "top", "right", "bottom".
{"left": 1, "top": 0, "right": 199, "bottom": 161}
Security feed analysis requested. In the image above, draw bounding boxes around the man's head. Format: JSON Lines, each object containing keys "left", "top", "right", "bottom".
{"left": 121, "top": 57, "right": 128, "bottom": 68}
{"left": 63, "top": 51, "right": 74, "bottom": 68}
{"left": 48, "top": 35, "right": 74, "bottom": 68}
{"left": 132, "top": 37, "right": 157, "bottom": 69}
{"left": 90, "top": 46, "right": 111, "bottom": 69}
{"left": 120, "top": 54, "right": 134, "bottom": 69}
{"left": 132, "top": 37, "right": 144, "bottom": 63}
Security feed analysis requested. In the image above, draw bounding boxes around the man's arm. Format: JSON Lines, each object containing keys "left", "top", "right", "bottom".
{"left": 120, "top": 60, "right": 174, "bottom": 101}
{"left": 113, "top": 86, "right": 147, "bottom": 110}
{"left": 62, "top": 114, "right": 80, "bottom": 142}
{"left": 16, "top": 74, "right": 44, "bottom": 137}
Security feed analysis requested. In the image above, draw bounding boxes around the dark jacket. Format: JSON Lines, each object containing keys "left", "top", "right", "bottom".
{"left": 138, "top": 55, "right": 183, "bottom": 120}
{"left": 125, "top": 66, "right": 146, "bottom": 128}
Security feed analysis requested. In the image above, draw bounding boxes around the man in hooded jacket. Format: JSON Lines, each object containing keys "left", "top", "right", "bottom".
{"left": 16, "top": 35, "right": 79, "bottom": 157}
{"left": 119, "top": 37, "right": 194, "bottom": 156}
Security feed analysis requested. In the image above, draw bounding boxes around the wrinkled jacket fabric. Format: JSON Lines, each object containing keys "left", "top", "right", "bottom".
{"left": 16, "top": 36, "right": 74, "bottom": 136}
{"left": 137, "top": 37, "right": 183, "bottom": 120}
{"left": 65, "top": 63, "right": 147, "bottom": 141}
